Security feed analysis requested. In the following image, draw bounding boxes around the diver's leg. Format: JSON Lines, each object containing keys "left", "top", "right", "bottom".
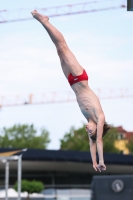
{"left": 31, "top": 10, "right": 83, "bottom": 78}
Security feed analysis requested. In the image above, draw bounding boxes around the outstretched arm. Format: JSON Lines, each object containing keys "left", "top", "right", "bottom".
{"left": 96, "top": 114, "right": 106, "bottom": 171}
{"left": 89, "top": 136, "right": 98, "bottom": 171}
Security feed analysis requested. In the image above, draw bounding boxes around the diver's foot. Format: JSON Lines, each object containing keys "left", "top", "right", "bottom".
{"left": 31, "top": 10, "right": 49, "bottom": 23}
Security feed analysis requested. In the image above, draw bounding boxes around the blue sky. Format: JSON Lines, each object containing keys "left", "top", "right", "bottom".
{"left": 0, "top": 0, "right": 133, "bottom": 149}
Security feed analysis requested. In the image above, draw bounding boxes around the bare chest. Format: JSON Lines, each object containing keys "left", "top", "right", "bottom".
{"left": 71, "top": 83, "right": 103, "bottom": 122}
{"left": 76, "top": 97, "right": 98, "bottom": 122}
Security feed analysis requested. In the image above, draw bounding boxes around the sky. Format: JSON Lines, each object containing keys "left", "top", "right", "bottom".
{"left": 0, "top": 0, "right": 133, "bottom": 149}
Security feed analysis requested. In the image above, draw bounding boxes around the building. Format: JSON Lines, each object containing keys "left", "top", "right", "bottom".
{"left": 116, "top": 126, "right": 133, "bottom": 140}
{"left": 115, "top": 126, "right": 133, "bottom": 154}
{"left": 0, "top": 148, "right": 133, "bottom": 199}
{"left": 0, "top": 148, "right": 133, "bottom": 184}
{"left": 0, "top": 126, "right": 133, "bottom": 199}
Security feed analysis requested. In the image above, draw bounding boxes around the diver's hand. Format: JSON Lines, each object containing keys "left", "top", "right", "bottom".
{"left": 97, "top": 162, "right": 106, "bottom": 172}
{"left": 93, "top": 163, "right": 99, "bottom": 171}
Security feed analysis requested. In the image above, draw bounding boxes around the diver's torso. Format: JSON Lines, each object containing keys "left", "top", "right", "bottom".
{"left": 71, "top": 81, "right": 104, "bottom": 122}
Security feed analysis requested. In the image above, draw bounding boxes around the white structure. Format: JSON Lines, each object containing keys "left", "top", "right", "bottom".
{"left": 0, "top": 149, "right": 27, "bottom": 200}
{"left": 0, "top": 188, "right": 45, "bottom": 198}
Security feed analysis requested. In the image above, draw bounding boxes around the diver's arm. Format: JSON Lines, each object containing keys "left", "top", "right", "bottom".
{"left": 89, "top": 136, "right": 98, "bottom": 171}
{"left": 96, "top": 115, "right": 105, "bottom": 165}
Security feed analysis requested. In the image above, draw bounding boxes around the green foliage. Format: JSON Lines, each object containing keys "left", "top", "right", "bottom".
{"left": 60, "top": 125, "right": 90, "bottom": 151}
{"left": 103, "top": 127, "right": 121, "bottom": 153}
{"left": 126, "top": 137, "right": 133, "bottom": 153}
{"left": 60, "top": 124, "right": 121, "bottom": 153}
{"left": 14, "top": 179, "right": 44, "bottom": 194}
{"left": 0, "top": 124, "right": 50, "bottom": 149}
{"left": 60, "top": 126, "right": 90, "bottom": 151}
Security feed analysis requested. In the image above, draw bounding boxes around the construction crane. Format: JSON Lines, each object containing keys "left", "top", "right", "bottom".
{"left": 0, "top": 0, "right": 129, "bottom": 108}
{"left": 0, "top": 0, "right": 126, "bottom": 24}
{"left": 0, "top": 88, "right": 132, "bottom": 108}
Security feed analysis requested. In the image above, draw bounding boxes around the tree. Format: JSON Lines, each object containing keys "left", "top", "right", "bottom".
{"left": 60, "top": 124, "right": 121, "bottom": 153}
{"left": 126, "top": 137, "right": 133, "bottom": 153}
{"left": 60, "top": 125, "right": 90, "bottom": 151}
{"left": 0, "top": 124, "right": 50, "bottom": 149}
{"left": 102, "top": 127, "right": 120, "bottom": 153}
{"left": 14, "top": 179, "right": 44, "bottom": 200}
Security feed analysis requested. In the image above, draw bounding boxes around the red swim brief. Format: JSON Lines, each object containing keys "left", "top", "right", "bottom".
{"left": 68, "top": 69, "right": 88, "bottom": 86}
